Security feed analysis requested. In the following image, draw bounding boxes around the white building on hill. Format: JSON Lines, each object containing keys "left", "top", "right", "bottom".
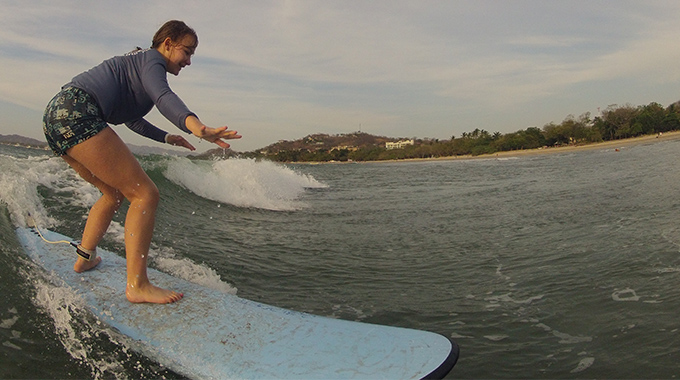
{"left": 385, "top": 139, "right": 414, "bottom": 150}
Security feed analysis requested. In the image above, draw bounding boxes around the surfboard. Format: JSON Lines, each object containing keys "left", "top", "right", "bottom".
{"left": 15, "top": 227, "right": 458, "bottom": 379}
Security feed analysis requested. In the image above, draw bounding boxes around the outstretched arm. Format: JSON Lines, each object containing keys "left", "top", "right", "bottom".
{"left": 125, "top": 118, "right": 168, "bottom": 143}
{"left": 125, "top": 118, "right": 196, "bottom": 151}
{"left": 184, "top": 115, "right": 242, "bottom": 149}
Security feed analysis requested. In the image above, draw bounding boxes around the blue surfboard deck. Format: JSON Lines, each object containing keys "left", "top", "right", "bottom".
{"left": 15, "top": 227, "right": 458, "bottom": 379}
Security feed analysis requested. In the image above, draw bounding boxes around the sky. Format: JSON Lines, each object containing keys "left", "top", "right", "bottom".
{"left": 2, "top": 0, "right": 680, "bottom": 153}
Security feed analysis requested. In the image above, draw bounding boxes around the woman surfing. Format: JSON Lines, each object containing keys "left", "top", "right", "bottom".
{"left": 42, "top": 20, "right": 240, "bottom": 304}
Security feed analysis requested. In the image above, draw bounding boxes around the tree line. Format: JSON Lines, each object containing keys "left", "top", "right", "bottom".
{"left": 243, "top": 102, "right": 680, "bottom": 162}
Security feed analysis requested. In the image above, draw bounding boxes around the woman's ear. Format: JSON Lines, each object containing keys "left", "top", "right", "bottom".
{"left": 162, "top": 37, "right": 174, "bottom": 51}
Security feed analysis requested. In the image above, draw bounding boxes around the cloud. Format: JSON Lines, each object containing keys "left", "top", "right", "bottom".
{"left": 2, "top": 0, "right": 680, "bottom": 151}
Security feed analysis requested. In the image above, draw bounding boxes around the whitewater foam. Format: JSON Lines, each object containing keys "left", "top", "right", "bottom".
{"left": 612, "top": 288, "right": 640, "bottom": 302}
{"left": 570, "top": 356, "right": 595, "bottom": 373}
{"left": 0, "top": 155, "right": 59, "bottom": 227}
{"left": 1, "top": 152, "right": 238, "bottom": 298}
{"left": 149, "top": 246, "right": 238, "bottom": 295}
{"left": 163, "top": 157, "right": 327, "bottom": 211}
{"left": 31, "top": 271, "right": 130, "bottom": 379}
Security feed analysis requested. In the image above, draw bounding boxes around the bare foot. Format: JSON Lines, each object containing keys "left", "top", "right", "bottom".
{"left": 74, "top": 257, "right": 102, "bottom": 273}
{"left": 126, "top": 282, "right": 183, "bottom": 304}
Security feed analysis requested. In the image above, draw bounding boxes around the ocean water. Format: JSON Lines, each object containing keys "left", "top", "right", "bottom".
{"left": 1, "top": 139, "right": 680, "bottom": 379}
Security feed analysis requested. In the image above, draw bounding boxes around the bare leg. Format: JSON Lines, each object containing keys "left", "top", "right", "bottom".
{"left": 63, "top": 155, "right": 123, "bottom": 272}
{"left": 65, "top": 127, "right": 183, "bottom": 304}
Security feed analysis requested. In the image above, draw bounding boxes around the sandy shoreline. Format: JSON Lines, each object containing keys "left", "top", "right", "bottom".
{"left": 376, "top": 131, "right": 680, "bottom": 164}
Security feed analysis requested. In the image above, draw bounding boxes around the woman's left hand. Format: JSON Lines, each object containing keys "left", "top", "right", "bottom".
{"left": 194, "top": 126, "right": 242, "bottom": 149}
{"left": 185, "top": 115, "right": 242, "bottom": 149}
{"left": 166, "top": 134, "right": 196, "bottom": 151}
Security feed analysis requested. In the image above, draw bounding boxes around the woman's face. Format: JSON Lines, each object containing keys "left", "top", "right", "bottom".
{"left": 161, "top": 35, "right": 196, "bottom": 76}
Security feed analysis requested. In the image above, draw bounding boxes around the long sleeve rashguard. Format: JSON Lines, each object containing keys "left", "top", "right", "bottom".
{"left": 65, "top": 48, "right": 196, "bottom": 143}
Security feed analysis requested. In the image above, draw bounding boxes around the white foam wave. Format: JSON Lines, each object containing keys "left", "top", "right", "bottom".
{"left": 485, "top": 293, "right": 544, "bottom": 305}
{"left": 150, "top": 247, "right": 237, "bottom": 295}
{"left": 98, "top": 224, "right": 237, "bottom": 294}
{"left": 533, "top": 322, "right": 592, "bottom": 344}
{"left": 612, "top": 288, "right": 640, "bottom": 302}
{"left": 0, "top": 154, "right": 100, "bottom": 228}
{"left": 0, "top": 310, "right": 19, "bottom": 329}
{"left": 31, "top": 274, "right": 130, "bottom": 378}
{"left": 1, "top": 152, "right": 238, "bottom": 295}
{"left": 330, "top": 304, "right": 369, "bottom": 320}
{"left": 570, "top": 356, "right": 595, "bottom": 373}
{"left": 450, "top": 332, "right": 474, "bottom": 339}
{"left": 0, "top": 155, "right": 59, "bottom": 227}
{"left": 655, "top": 267, "right": 680, "bottom": 273}
{"left": 484, "top": 334, "right": 509, "bottom": 341}
{"left": 0, "top": 308, "right": 22, "bottom": 351}
{"left": 163, "top": 157, "right": 327, "bottom": 211}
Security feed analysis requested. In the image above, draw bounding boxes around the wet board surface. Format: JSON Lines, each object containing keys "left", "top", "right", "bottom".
{"left": 16, "top": 227, "right": 458, "bottom": 379}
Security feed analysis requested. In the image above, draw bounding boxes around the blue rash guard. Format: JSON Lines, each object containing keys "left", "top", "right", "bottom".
{"left": 65, "top": 48, "right": 196, "bottom": 143}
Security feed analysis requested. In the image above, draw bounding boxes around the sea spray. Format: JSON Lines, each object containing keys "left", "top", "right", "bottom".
{"left": 30, "top": 270, "right": 181, "bottom": 379}
{"left": 28, "top": 265, "right": 129, "bottom": 378}
{"left": 1, "top": 150, "right": 239, "bottom": 299}
{"left": 163, "top": 157, "right": 327, "bottom": 211}
{"left": 0, "top": 155, "right": 66, "bottom": 228}
{"left": 150, "top": 246, "right": 238, "bottom": 295}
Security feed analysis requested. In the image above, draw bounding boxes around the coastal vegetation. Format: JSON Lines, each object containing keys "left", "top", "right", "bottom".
{"left": 233, "top": 101, "right": 680, "bottom": 163}
{"left": 4, "top": 101, "right": 680, "bottom": 162}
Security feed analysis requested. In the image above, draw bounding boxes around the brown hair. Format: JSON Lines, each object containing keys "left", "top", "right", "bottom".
{"left": 151, "top": 20, "right": 198, "bottom": 49}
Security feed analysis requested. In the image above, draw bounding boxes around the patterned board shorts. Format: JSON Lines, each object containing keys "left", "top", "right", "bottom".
{"left": 42, "top": 87, "right": 108, "bottom": 156}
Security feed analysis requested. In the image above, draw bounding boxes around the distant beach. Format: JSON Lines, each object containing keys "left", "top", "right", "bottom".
{"left": 384, "top": 131, "right": 680, "bottom": 163}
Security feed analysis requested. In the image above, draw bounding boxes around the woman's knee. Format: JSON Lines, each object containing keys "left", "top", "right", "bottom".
{"left": 101, "top": 189, "right": 125, "bottom": 211}
{"left": 124, "top": 180, "right": 160, "bottom": 208}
